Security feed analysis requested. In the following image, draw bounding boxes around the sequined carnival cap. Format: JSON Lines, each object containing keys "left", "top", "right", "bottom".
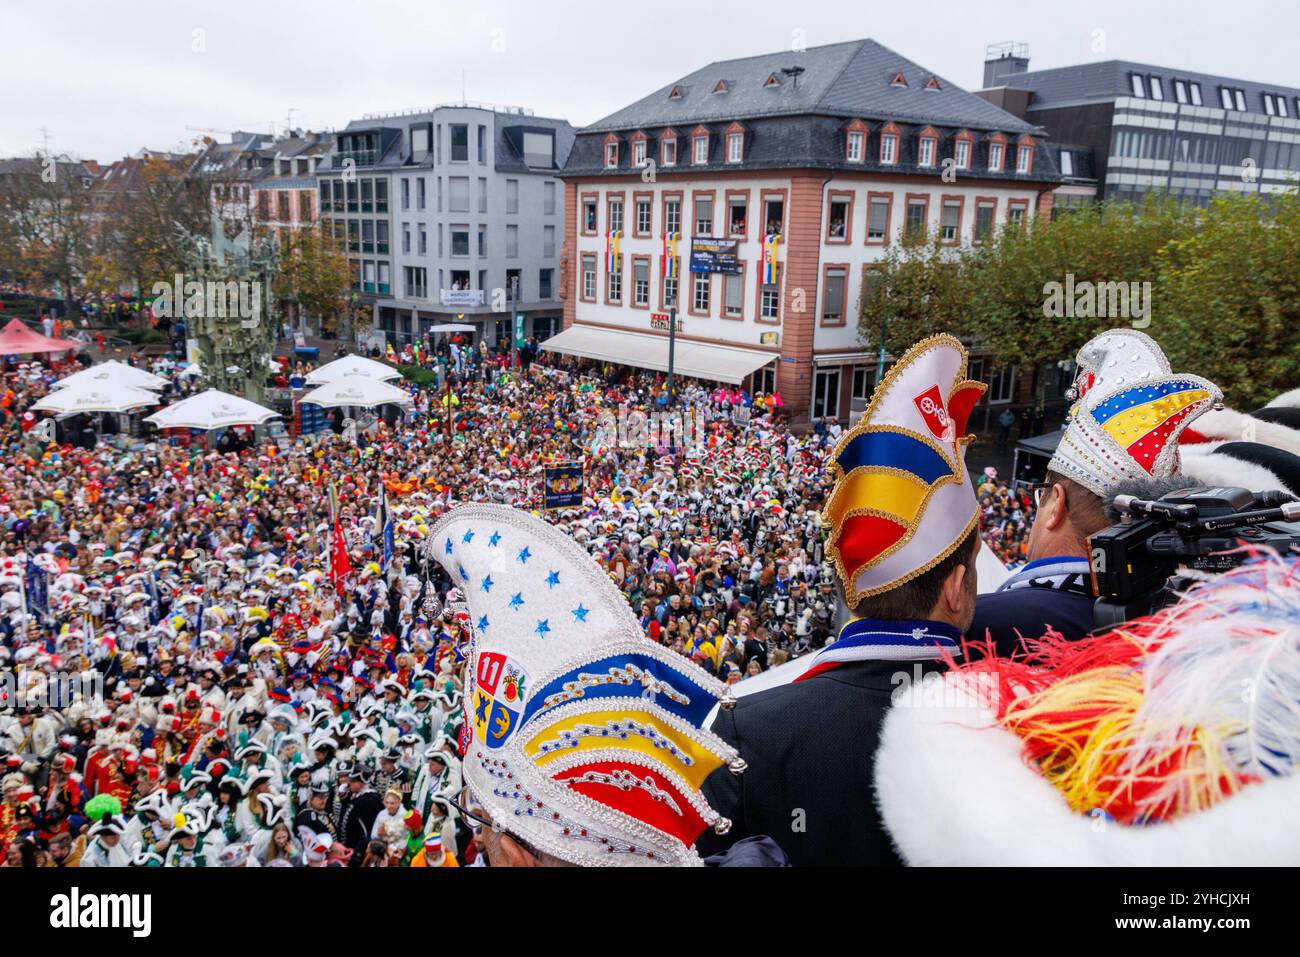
{"left": 425, "top": 503, "right": 743, "bottom": 866}
{"left": 824, "top": 334, "right": 986, "bottom": 606}
{"left": 1049, "top": 329, "right": 1222, "bottom": 498}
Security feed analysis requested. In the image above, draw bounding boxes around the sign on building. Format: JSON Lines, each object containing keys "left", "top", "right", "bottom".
{"left": 689, "top": 237, "right": 740, "bottom": 274}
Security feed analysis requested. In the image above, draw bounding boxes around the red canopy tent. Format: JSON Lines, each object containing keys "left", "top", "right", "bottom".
{"left": 0, "top": 318, "right": 82, "bottom": 354}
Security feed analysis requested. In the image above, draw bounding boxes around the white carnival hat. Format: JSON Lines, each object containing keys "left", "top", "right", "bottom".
{"left": 824, "top": 334, "right": 986, "bottom": 605}
{"left": 426, "top": 503, "right": 743, "bottom": 866}
{"left": 1049, "top": 329, "right": 1221, "bottom": 498}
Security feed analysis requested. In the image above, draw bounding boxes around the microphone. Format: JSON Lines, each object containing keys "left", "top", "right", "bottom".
{"left": 1104, "top": 477, "right": 1201, "bottom": 523}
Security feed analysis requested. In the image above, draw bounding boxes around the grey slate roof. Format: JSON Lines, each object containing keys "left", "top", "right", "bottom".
{"left": 997, "top": 59, "right": 1300, "bottom": 114}
{"left": 587, "top": 38, "right": 1041, "bottom": 134}
{"left": 328, "top": 111, "right": 574, "bottom": 173}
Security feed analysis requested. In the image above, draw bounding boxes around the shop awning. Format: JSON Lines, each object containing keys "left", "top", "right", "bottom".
{"left": 541, "top": 325, "right": 776, "bottom": 385}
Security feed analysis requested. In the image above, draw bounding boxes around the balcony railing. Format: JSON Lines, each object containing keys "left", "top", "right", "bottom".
{"left": 332, "top": 150, "right": 377, "bottom": 168}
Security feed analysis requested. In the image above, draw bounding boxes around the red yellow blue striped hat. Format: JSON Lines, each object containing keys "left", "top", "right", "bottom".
{"left": 825, "top": 334, "right": 986, "bottom": 606}
{"left": 1050, "top": 330, "right": 1222, "bottom": 498}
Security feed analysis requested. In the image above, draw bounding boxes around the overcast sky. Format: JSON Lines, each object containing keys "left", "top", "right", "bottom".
{"left": 4, "top": 0, "right": 1298, "bottom": 160}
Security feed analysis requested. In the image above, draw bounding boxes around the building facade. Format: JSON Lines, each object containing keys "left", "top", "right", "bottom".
{"left": 316, "top": 105, "right": 574, "bottom": 348}
{"left": 558, "top": 39, "right": 1059, "bottom": 426}
{"left": 978, "top": 44, "right": 1300, "bottom": 204}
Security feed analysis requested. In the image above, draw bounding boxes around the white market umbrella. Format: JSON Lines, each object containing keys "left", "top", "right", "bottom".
{"left": 426, "top": 323, "right": 476, "bottom": 333}
{"left": 52, "top": 360, "right": 168, "bottom": 392}
{"left": 304, "top": 353, "right": 402, "bottom": 385}
{"left": 32, "top": 382, "right": 160, "bottom": 415}
{"left": 300, "top": 375, "right": 413, "bottom": 409}
{"left": 144, "top": 389, "right": 279, "bottom": 431}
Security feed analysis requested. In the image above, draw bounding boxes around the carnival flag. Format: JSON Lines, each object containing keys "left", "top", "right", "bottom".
{"left": 662, "top": 232, "right": 679, "bottom": 278}
{"left": 761, "top": 232, "right": 781, "bottom": 285}
{"left": 606, "top": 229, "right": 622, "bottom": 272}
{"left": 329, "top": 482, "right": 352, "bottom": 597}
{"left": 377, "top": 482, "right": 395, "bottom": 570}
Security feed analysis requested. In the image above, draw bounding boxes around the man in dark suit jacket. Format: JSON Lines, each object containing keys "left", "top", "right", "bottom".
{"left": 700, "top": 527, "right": 980, "bottom": 866}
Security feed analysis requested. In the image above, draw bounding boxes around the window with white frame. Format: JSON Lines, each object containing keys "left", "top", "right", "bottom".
{"left": 662, "top": 137, "right": 677, "bottom": 166}
{"left": 693, "top": 136, "right": 709, "bottom": 165}
{"left": 1131, "top": 73, "right": 1146, "bottom": 98}
{"left": 918, "top": 137, "right": 936, "bottom": 167}
{"left": 1016, "top": 145, "right": 1032, "bottom": 173}
{"left": 867, "top": 196, "right": 890, "bottom": 241}
{"left": 724, "top": 272, "right": 743, "bottom": 317}
{"left": 760, "top": 265, "right": 781, "bottom": 320}
{"left": 881, "top": 133, "right": 898, "bottom": 165}
{"left": 608, "top": 265, "right": 621, "bottom": 302}
{"left": 605, "top": 142, "right": 618, "bottom": 168}
{"left": 954, "top": 139, "right": 970, "bottom": 169}
{"left": 1174, "top": 80, "right": 1188, "bottom": 104}
{"left": 694, "top": 197, "right": 713, "bottom": 235}
{"left": 663, "top": 266, "right": 678, "bottom": 308}
{"left": 634, "top": 259, "right": 650, "bottom": 306}
{"left": 692, "top": 272, "right": 710, "bottom": 312}
{"left": 941, "top": 200, "right": 961, "bottom": 241}
{"left": 1007, "top": 204, "right": 1026, "bottom": 226}
{"left": 664, "top": 198, "right": 681, "bottom": 234}
{"left": 609, "top": 199, "right": 623, "bottom": 234}
{"left": 1221, "top": 86, "right": 1235, "bottom": 110}
{"left": 1150, "top": 76, "right": 1164, "bottom": 100}
{"left": 727, "top": 132, "right": 743, "bottom": 163}
{"left": 847, "top": 130, "right": 864, "bottom": 162}
{"left": 636, "top": 198, "right": 652, "bottom": 235}
{"left": 633, "top": 139, "right": 647, "bottom": 167}
{"left": 821, "top": 267, "right": 846, "bottom": 323}
{"left": 1189, "top": 82, "right": 1202, "bottom": 105}
{"left": 582, "top": 254, "right": 596, "bottom": 300}
{"left": 989, "top": 142, "right": 1005, "bottom": 171}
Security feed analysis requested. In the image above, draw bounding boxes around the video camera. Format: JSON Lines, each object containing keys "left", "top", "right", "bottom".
{"left": 1088, "top": 485, "right": 1300, "bottom": 629}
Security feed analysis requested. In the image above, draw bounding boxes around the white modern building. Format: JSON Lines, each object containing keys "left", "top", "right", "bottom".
{"left": 317, "top": 103, "right": 574, "bottom": 347}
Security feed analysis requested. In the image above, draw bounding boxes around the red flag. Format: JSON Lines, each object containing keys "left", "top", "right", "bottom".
{"left": 330, "top": 518, "right": 352, "bottom": 597}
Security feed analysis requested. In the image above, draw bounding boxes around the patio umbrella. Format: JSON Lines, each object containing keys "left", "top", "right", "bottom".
{"left": 144, "top": 389, "right": 279, "bottom": 431}
{"left": 52, "top": 360, "right": 168, "bottom": 392}
{"left": 31, "top": 382, "right": 160, "bottom": 415}
{"left": 304, "top": 353, "right": 402, "bottom": 385}
{"left": 299, "top": 375, "right": 413, "bottom": 409}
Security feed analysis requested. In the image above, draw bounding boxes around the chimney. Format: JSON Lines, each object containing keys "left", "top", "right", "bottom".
{"left": 983, "top": 42, "right": 1030, "bottom": 88}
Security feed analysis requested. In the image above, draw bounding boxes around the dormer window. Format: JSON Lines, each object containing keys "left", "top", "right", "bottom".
{"left": 880, "top": 131, "right": 898, "bottom": 165}
{"left": 631, "top": 131, "right": 648, "bottom": 168}
{"left": 917, "top": 129, "right": 938, "bottom": 168}
{"left": 669, "top": 85, "right": 683, "bottom": 100}
{"left": 988, "top": 133, "right": 1007, "bottom": 172}
{"left": 713, "top": 80, "right": 729, "bottom": 95}
{"left": 661, "top": 130, "right": 678, "bottom": 167}
{"left": 1016, "top": 136, "right": 1035, "bottom": 174}
{"left": 692, "top": 129, "right": 710, "bottom": 165}
{"left": 890, "top": 71, "right": 907, "bottom": 87}
{"left": 953, "top": 131, "right": 973, "bottom": 170}
{"left": 725, "top": 123, "right": 745, "bottom": 164}
{"left": 604, "top": 140, "right": 619, "bottom": 169}
{"left": 923, "top": 76, "right": 941, "bottom": 91}
{"left": 846, "top": 131, "right": 864, "bottom": 162}
{"left": 764, "top": 73, "right": 780, "bottom": 88}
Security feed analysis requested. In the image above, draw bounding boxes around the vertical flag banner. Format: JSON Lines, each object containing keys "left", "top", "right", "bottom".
{"left": 662, "top": 231, "right": 679, "bottom": 278}
{"left": 762, "top": 232, "right": 781, "bottom": 285}
{"left": 543, "top": 461, "right": 585, "bottom": 510}
{"left": 607, "top": 229, "right": 622, "bottom": 272}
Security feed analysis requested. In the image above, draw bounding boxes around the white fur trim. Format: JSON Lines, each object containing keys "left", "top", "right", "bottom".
{"left": 1180, "top": 444, "right": 1294, "bottom": 495}
{"left": 874, "top": 673, "right": 1300, "bottom": 865}
{"left": 1192, "top": 408, "right": 1300, "bottom": 458}
{"left": 1266, "top": 387, "right": 1300, "bottom": 409}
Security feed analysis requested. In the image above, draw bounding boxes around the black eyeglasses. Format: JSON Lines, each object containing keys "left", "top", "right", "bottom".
{"left": 1030, "top": 482, "right": 1056, "bottom": 508}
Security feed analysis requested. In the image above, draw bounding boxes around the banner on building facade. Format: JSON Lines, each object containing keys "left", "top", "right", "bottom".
{"left": 606, "top": 230, "right": 622, "bottom": 272}
{"left": 543, "top": 461, "right": 585, "bottom": 510}
{"left": 662, "top": 231, "right": 680, "bottom": 277}
{"left": 761, "top": 232, "right": 781, "bottom": 284}
{"left": 689, "top": 237, "right": 740, "bottom": 274}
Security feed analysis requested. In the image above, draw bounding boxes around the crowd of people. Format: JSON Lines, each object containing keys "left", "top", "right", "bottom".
{"left": 0, "top": 331, "right": 911, "bottom": 867}
{"left": 975, "top": 469, "right": 1035, "bottom": 569}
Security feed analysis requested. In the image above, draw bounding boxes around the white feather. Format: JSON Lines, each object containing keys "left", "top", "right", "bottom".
{"left": 1129, "top": 554, "right": 1300, "bottom": 784}
{"left": 1266, "top": 387, "right": 1300, "bottom": 409}
{"left": 1192, "top": 408, "right": 1300, "bottom": 458}
{"left": 1181, "top": 444, "right": 1294, "bottom": 495}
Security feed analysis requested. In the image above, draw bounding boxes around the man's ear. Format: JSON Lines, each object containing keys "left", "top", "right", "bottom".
{"left": 1047, "top": 482, "right": 1070, "bottom": 531}
{"left": 940, "top": 557, "right": 970, "bottom": 619}
{"left": 496, "top": 831, "right": 540, "bottom": 868}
